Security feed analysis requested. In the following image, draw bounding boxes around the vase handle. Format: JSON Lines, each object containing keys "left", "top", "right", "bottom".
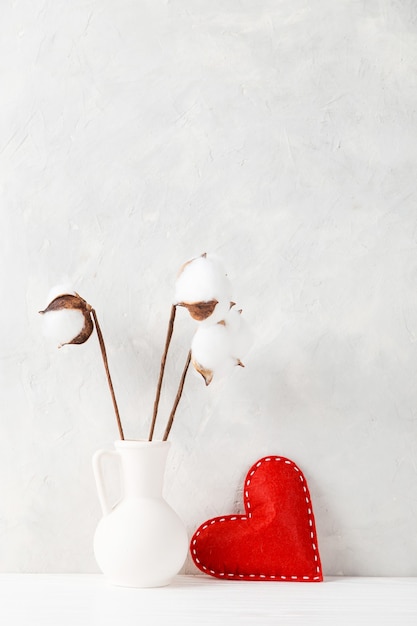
{"left": 92, "top": 449, "right": 119, "bottom": 516}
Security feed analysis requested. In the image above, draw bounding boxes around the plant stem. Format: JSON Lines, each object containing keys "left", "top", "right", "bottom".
{"left": 91, "top": 308, "right": 125, "bottom": 440}
{"left": 148, "top": 304, "right": 177, "bottom": 441}
{"left": 162, "top": 350, "right": 191, "bottom": 441}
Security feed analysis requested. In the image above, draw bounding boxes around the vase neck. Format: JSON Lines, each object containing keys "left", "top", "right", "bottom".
{"left": 116, "top": 442, "right": 169, "bottom": 499}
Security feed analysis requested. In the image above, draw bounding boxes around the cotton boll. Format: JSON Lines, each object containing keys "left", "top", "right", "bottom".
{"left": 191, "top": 323, "right": 235, "bottom": 385}
{"left": 175, "top": 254, "right": 231, "bottom": 303}
{"left": 41, "top": 308, "right": 86, "bottom": 348}
{"left": 174, "top": 254, "right": 232, "bottom": 321}
{"left": 191, "top": 324, "right": 232, "bottom": 369}
{"left": 40, "top": 292, "right": 94, "bottom": 347}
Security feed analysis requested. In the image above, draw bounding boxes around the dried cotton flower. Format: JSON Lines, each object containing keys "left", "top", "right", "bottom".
{"left": 174, "top": 253, "right": 232, "bottom": 323}
{"left": 39, "top": 293, "right": 93, "bottom": 348}
{"left": 150, "top": 253, "right": 251, "bottom": 438}
{"left": 39, "top": 288, "right": 125, "bottom": 440}
{"left": 191, "top": 308, "right": 251, "bottom": 385}
{"left": 191, "top": 323, "right": 235, "bottom": 385}
{"left": 190, "top": 305, "right": 252, "bottom": 385}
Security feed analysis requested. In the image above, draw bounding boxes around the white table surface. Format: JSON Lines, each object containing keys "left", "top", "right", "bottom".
{"left": 0, "top": 574, "right": 416, "bottom": 625}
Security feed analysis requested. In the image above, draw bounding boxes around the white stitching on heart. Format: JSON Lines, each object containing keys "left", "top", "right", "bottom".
{"left": 191, "top": 456, "right": 322, "bottom": 582}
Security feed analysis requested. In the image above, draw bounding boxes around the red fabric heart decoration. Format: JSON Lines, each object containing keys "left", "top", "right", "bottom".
{"left": 190, "top": 456, "right": 323, "bottom": 581}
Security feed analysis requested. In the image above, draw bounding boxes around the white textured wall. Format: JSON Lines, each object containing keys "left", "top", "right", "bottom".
{"left": 1, "top": 0, "right": 417, "bottom": 576}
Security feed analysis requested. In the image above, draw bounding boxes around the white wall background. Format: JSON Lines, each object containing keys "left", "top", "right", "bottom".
{"left": 1, "top": 0, "right": 417, "bottom": 576}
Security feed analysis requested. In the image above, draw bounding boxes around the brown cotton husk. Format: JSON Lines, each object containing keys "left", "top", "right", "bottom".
{"left": 191, "top": 356, "right": 214, "bottom": 386}
{"left": 39, "top": 293, "right": 93, "bottom": 346}
{"left": 178, "top": 299, "right": 218, "bottom": 321}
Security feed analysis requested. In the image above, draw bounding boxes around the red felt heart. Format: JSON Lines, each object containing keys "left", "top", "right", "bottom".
{"left": 190, "top": 456, "right": 323, "bottom": 582}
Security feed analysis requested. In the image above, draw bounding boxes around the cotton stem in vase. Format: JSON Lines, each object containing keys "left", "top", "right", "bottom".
{"left": 90, "top": 309, "right": 124, "bottom": 440}
{"left": 148, "top": 304, "right": 177, "bottom": 441}
{"left": 39, "top": 290, "right": 125, "bottom": 440}
{"left": 162, "top": 350, "right": 191, "bottom": 441}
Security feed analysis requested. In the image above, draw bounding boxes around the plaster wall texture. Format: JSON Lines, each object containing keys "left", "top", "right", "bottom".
{"left": 1, "top": 0, "right": 417, "bottom": 576}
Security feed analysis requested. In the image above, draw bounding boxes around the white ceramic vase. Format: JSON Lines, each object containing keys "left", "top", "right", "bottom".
{"left": 92, "top": 439, "right": 188, "bottom": 588}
